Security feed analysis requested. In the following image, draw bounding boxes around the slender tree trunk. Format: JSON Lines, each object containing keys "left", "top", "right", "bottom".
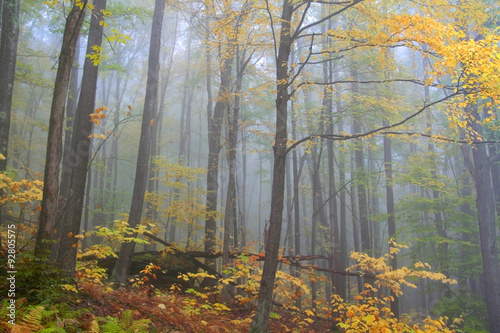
{"left": 147, "top": 19, "right": 177, "bottom": 246}
{"left": 483, "top": 107, "right": 500, "bottom": 218}
{"left": 113, "top": 0, "right": 165, "bottom": 284}
{"left": 350, "top": 70, "right": 370, "bottom": 254}
{"left": 0, "top": 0, "right": 19, "bottom": 171}
{"left": 82, "top": 166, "right": 92, "bottom": 249}
{"left": 383, "top": 128, "right": 398, "bottom": 318}
{"left": 35, "top": 2, "right": 87, "bottom": 258}
{"left": 465, "top": 104, "right": 500, "bottom": 333}
{"left": 169, "top": 31, "right": 190, "bottom": 243}
{"left": 58, "top": 36, "right": 81, "bottom": 219}
{"left": 324, "top": 50, "right": 341, "bottom": 301}
{"left": 222, "top": 49, "right": 249, "bottom": 301}
{"left": 109, "top": 72, "right": 125, "bottom": 223}
{"left": 336, "top": 87, "right": 348, "bottom": 301}
{"left": 51, "top": 39, "right": 81, "bottom": 260}
{"left": 204, "top": 49, "right": 234, "bottom": 266}
{"left": 291, "top": 99, "right": 302, "bottom": 309}
{"left": 221, "top": 115, "right": 237, "bottom": 302}
{"left": 251, "top": 1, "right": 292, "bottom": 331}
{"left": 57, "top": 0, "right": 107, "bottom": 275}
{"left": 456, "top": 153, "right": 475, "bottom": 290}
{"left": 0, "top": 0, "right": 19, "bottom": 252}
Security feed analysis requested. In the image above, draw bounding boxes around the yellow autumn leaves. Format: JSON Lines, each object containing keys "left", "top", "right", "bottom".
{"left": 349, "top": 242, "right": 456, "bottom": 297}
{"left": 330, "top": 242, "right": 458, "bottom": 332}
{"left": 0, "top": 173, "right": 43, "bottom": 206}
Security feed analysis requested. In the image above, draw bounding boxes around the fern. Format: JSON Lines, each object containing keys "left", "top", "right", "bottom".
{"left": 38, "top": 328, "right": 66, "bottom": 333}
{"left": 88, "top": 319, "right": 100, "bottom": 333}
{"left": 120, "top": 310, "right": 133, "bottom": 329}
{"left": 18, "top": 305, "right": 44, "bottom": 332}
{"left": 97, "top": 311, "right": 151, "bottom": 333}
{"left": 100, "top": 317, "right": 124, "bottom": 333}
{"left": 128, "top": 319, "right": 151, "bottom": 332}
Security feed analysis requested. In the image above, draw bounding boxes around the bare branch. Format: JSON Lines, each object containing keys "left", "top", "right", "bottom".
{"left": 264, "top": 0, "right": 278, "bottom": 62}
{"left": 286, "top": 91, "right": 462, "bottom": 154}
{"left": 292, "top": 0, "right": 364, "bottom": 40}
{"left": 288, "top": 34, "right": 316, "bottom": 95}
{"left": 296, "top": 78, "right": 456, "bottom": 91}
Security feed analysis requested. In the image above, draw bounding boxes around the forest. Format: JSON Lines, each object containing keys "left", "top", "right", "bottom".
{"left": 0, "top": 0, "right": 499, "bottom": 332}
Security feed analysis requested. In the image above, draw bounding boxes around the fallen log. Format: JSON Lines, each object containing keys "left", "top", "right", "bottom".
{"left": 143, "top": 232, "right": 376, "bottom": 279}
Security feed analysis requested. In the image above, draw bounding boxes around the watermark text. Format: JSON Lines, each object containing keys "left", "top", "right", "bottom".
{"left": 6, "top": 223, "right": 17, "bottom": 325}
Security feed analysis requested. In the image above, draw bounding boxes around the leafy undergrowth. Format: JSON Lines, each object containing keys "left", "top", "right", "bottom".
{"left": 78, "top": 282, "right": 254, "bottom": 332}
{"left": 0, "top": 281, "right": 335, "bottom": 333}
{"left": 0, "top": 242, "right": 463, "bottom": 332}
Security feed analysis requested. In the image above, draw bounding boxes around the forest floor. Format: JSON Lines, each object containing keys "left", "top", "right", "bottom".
{"left": 1, "top": 280, "right": 336, "bottom": 333}
{"left": 75, "top": 282, "right": 334, "bottom": 332}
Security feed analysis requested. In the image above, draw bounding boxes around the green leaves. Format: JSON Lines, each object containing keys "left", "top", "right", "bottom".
{"left": 269, "top": 312, "right": 281, "bottom": 319}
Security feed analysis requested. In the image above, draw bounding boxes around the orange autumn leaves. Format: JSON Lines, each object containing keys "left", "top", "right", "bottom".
{"left": 88, "top": 105, "right": 133, "bottom": 140}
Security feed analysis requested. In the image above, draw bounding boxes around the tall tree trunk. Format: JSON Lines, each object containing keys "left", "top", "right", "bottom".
{"left": 423, "top": 52, "right": 448, "bottom": 277}
{"left": 0, "top": 0, "right": 19, "bottom": 252}
{"left": 350, "top": 69, "right": 370, "bottom": 254}
{"left": 251, "top": 1, "right": 292, "bottom": 331}
{"left": 35, "top": 2, "right": 87, "bottom": 258}
{"left": 147, "top": 20, "right": 177, "bottom": 244}
{"left": 82, "top": 166, "right": 92, "bottom": 249}
{"left": 109, "top": 72, "right": 125, "bottom": 223}
{"left": 57, "top": 0, "right": 107, "bottom": 275}
{"left": 324, "top": 46, "right": 341, "bottom": 300}
{"left": 203, "top": 48, "right": 234, "bottom": 266}
{"left": 0, "top": 0, "right": 19, "bottom": 171}
{"left": 350, "top": 157, "right": 363, "bottom": 294}
{"left": 240, "top": 122, "right": 247, "bottom": 250}
{"left": 483, "top": 107, "right": 500, "bottom": 218}
{"left": 383, "top": 128, "right": 398, "bottom": 318}
{"left": 51, "top": 40, "right": 81, "bottom": 260}
{"left": 169, "top": 30, "right": 190, "bottom": 243}
{"left": 113, "top": 0, "right": 165, "bottom": 284}
{"left": 336, "top": 84, "right": 348, "bottom": 301}
{"left": 291, "top": 99, "right": 302, "bottom": 309}
{"left": 456, "top": 152, "right": 475, "bottom": 290}
{"left": 56, "top": 36, "right": 81, "bottom": 257}
{"left": 222, "top": 48, "right": 249, "bottom": 301}
{"left": 465, "top": 104, "right": 500, "bottom": 333}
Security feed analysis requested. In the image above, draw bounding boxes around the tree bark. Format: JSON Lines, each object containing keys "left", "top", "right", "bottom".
{"left": 222, "top": 49, "right": 248, "bottom": 301}
{"left": 350, "top": 69, "right": 371, "bottom": 254}
{"left": 465, "top": 104, "right": 500, "bottom": 333}
{"left": 336, "top": 83, "right": 348, "bottom": 301}
{"left": 250, "top": 1, "right": 292, "bottom": 331}
{"left": 0, "top": 0, "right": 19, "bottom": 252}
{"left": 57, "top": 0, "right": 107, "bottom": 275}
{"left": 323, "top": 43, "right": 341, "bottom": 300}
{"left": 0, "top": 0, "right": 19, "bottom": 171}
{"left": 53, "top": 36, "right": 81, "bottom": 260}
{"left": 113, "top": 0, "right": 165, "bottom": 284}
{"left": 383, "top": 129, "right": 398, "bottom": 318}
{"left": 35, "top": 2, "right": 87, "bottom": 258}
{"left": 203, "top": 46, "right": 234, "bottom": 267}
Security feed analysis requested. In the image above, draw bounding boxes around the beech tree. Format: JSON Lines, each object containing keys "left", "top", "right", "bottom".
{"left": 0, "top": 0, "right": 20, "bottom": 251}
{"left": 202, "top": 3, "right": 236, "bottom": 268}
{"left": 35, "top": 1, "right": 88, "bottom": 258}
{"left": 0, "top": 0, "right": 19, "bottom": 172}
{"left": 113, "top": 0, "right": 165, "bottom": 284}
{"left": 251, "top": 1, "right": 366, "bottom": 330}
{"left": 57, "top": 0, "right": 107, "bottom": 275}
